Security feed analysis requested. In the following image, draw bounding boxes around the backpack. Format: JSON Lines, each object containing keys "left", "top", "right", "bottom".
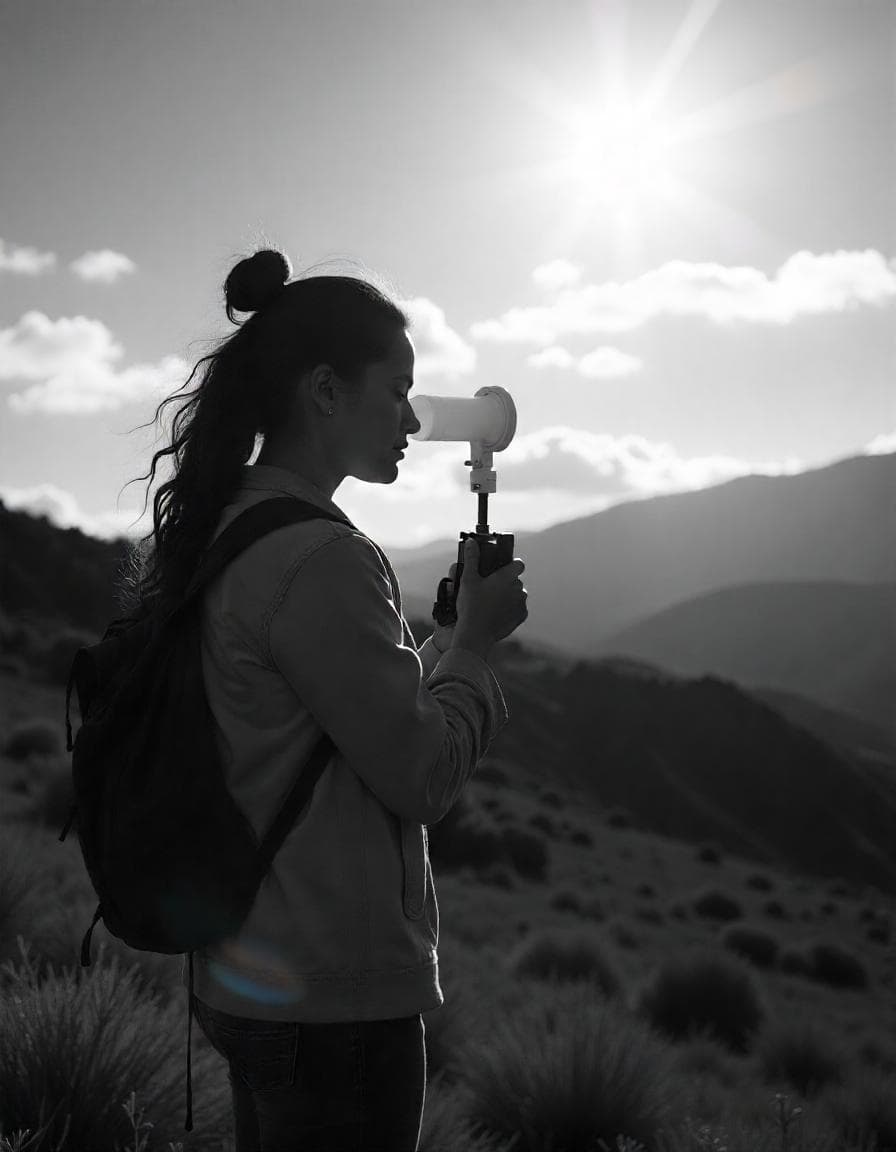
{"left": 60, "top": 495, "right": 358, "bottom": 1131}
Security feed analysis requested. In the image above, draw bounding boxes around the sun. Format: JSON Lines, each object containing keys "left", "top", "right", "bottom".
{"left": 557, "top": 99, "right": 680, "bottom": 222}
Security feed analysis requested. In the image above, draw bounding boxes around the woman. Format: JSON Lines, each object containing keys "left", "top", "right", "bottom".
{"left": 120, "top": 249, "right": 528, "bottom": 1150}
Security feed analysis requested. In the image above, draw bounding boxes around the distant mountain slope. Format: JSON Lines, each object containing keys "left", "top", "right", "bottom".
{"left": 594, "top": 581, "right": 896, "bottom": 734}
{"left": 483, "top": 649, "right": 896, "bottom": 895}
{"left": 393, "top": 452, "right": 896, "bottom": 655}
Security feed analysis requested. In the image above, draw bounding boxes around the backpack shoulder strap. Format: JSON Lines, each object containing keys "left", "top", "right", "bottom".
{"left": 175, "top": 497, "right": 357, "bottom": 618}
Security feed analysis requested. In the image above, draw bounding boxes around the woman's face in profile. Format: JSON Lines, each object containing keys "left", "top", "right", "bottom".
{"left": 343, "top": 329, "right": 420, "bottom": 484}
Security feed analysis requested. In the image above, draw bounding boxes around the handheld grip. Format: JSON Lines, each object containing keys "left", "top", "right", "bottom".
{"left": 432, "top": 531, "right": 516, "bottom": 627}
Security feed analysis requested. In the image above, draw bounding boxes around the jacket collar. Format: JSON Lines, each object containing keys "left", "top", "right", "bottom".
{"left": 239, "top": 464, "right": 354, "bottom": 528}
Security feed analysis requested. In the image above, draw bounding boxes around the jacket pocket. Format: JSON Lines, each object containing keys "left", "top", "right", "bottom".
{"left": 400, "top": 820, "right": 427, "bottom": 920}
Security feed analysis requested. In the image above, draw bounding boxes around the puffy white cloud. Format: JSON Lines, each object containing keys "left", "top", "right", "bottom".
{"left": 472, "top": 250, "right": 896, "bottom": 345}
{"left": 0, "top": 311, "right": 187, "bottom": 414}
{"left": 494, "top": 425, "right": 803, "bottom": 497}
{"left": 527, "top": 346, "right": 576, "bottom": 370}
{"left": 865, "top": 430, "right": 896, "bottom": 455}
{"left": 531, "top": 259, "right": 583, "bottom": 291}
{"left": 527, "top": 343, "right": 642, "bottom": 378}
{"left": 578, "top": 346, "right": 643, "bottom": 379}
{"left": 0, "top": 482, "right": 147, "bottom": 540}
{"left": 70, "top": 249, "right": 137, "bottom": 283}
{"left": 399, "top": 296, "right": 476, "bottom": 380}
{"left": 0, "top": 238, "right": 56, "bottom": 274}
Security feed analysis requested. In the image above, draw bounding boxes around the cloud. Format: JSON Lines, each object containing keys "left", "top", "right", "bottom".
{"left": 399, "top": 296, "right": 476, "bottom": 379}
{"left": 531, "top": 259, "right": 583, "bottom": 292}
{"left": 0, "top": 238, "right": 56, "bottom": 275}
{"left": 70, "top": 249, "right": 137, "bottom": 283}
{"left": 527, "top": 344, "right": 642, "bottom": 378}
{"left": 493, "top": 425, "right": 803, "bottom": 498}
{"left": 472, "top": 250, "right": 896, "bottom": 345}
{"left": 0, "top": 311, "right": 187, "bottom": 414}
{"left": 0, "top": 482, "right": 147, "bottom": 540}
{"left": 865, "top": 430, "right": 896, "bottom": 455}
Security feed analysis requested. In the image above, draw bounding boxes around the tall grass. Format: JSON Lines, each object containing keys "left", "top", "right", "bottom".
{"left": 456, "top": 981, "right": 679, "bottom": 1151}
{"left": 0, "top": 939, "right": 229, "bottom": 1150}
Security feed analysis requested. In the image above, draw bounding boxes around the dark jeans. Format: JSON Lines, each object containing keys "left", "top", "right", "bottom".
{"left": 192, "top": 999, "right": 426, "bottom": 1151}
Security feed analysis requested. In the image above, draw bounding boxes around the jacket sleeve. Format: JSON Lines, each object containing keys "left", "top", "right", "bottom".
{"left": 416, "top": 634, "right": 444, "bottom": 682}
{"left": 266, "top": 531, "right": 509, "bottom": 825}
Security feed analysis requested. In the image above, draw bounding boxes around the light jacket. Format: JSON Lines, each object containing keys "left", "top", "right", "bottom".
{"left": 182, "top": 464, "right": 509, "bottom": 1021}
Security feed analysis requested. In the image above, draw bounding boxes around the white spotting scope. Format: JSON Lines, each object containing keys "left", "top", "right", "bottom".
{"left": 408, "top": 386, "right": 517, "bottom": 495}
{"left": 407, "top": 386, "right": 518, "bottom": 627}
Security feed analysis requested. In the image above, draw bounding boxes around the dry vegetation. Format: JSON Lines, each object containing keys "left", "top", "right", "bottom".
{"left": 2, "top": 669, "right": 895, "bottom": 1151}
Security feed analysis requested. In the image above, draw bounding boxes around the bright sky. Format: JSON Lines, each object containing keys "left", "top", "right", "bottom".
{"left": 1, "top": 0, "right": 894, "bottom": 547}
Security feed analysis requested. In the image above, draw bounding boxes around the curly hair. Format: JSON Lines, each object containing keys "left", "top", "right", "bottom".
{"left": 116, "top": 249, "right": 409, "bottom": 620}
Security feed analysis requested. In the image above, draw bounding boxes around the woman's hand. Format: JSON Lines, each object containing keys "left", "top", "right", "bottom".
{"left": 431, "top": 561, "right": 458, "bottom": 652}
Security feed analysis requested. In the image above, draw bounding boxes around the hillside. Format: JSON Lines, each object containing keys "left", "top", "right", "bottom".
{"left": 593, "top": 581, "right": 896, "bottom": 734}
{"left": 392, "top": 451, "right": 896, "bottom": 655}
{"left": 408, "top": 615, "right": 896, "bottom": 894}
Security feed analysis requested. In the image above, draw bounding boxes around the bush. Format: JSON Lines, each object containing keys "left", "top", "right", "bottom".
{"left": 826, "top": 1071, "right": 896, "bottom": 1152}
{"left": 697, "top": 843, "right": 722, "bottom": 865}
{"left": 720, "top": 924, "right": 780, "bottom": 969}
{"left": 551, "top": 889, "right": 584, "bottom": 914}
{"left": 756, "top": 1013, "right": 846, "bottom": 1096}
{"left": 806, "top": 941, "right": 869, "bottom": 990}
{"left": 2, "top": 720, "right": 64, "bottom": 762}
{"left": 458, "top": 982, "right": 678, "bottom": 1152}
{"left": 692, "top": 889, "right": 743, "bottom": 922}
{"left": 746, "top": 873, "right": 774, "bottom": 892}
{"left": 427, "top": 793, "right": 507, "bottom": 873}
{"left": 501, "top": 826, "right": 549, "bottom": 883}
{"left": 569, "top": 828, "right": 594, "bottom": 847}
{"left": 505, "top": 927, "right": 622, "bottom": 996}
{"left": 0, "top": 940, "right": 229, "bottom": 1148}
{"left": 539, "top": 789, "right": 563, "bottom": 809}
{"left": 636, "top": 948, "right": 764, "bottom": 1053}
{"left": 29, "top": 760, "right": 75, "bottom": 832}
{"left": 606, "top": 808, "right": 631, "bottom": 829}
{"left": 779, "top": 948, "right": 812, "bottom": 978}
{"left": 764, "top": 899, "right": 789, "bottom": 920}
{"left": 528, "top": 812, "right": 556, "bottom": 837}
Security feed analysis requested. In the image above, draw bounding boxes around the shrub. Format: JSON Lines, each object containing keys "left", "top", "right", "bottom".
{"left": 720, "top": 924, "right": 780, "bottom": 969}
{"left": 746, "top": 873, "right": 774, "bottom": 892}
{"left": 29, "top": 760, "right": 75, "bottom": 832}
{"left": 606, "top": 808, "right": 631, "bottom": 829}
{"left": 756, "top": 1013, "right": 846, "bottom": 1096}
{"left": 458, "top": 983, "right": 678, "bottom": 1152}
{"left": 477, "top": 864, "right": 514, "bottom": 890}
{"left": 692, "top": 889, "right": 743, "bottom": 922}
{"left": 551, "top": 889, "right": 584, "bottom": 914}
{"left": 475, "top": 761, "right": 509, "bottom": 787}
{"left": 826, "top": 1071, "right": 896, "bottom": 1152}
{"left": 697, "top": 843, "right": 722, "bottom": 865}
{"left": 570, "top": 828, "right": 594, "bottom": 847}
{"left": 528, "top": 812, "right": 556, "bottom": 837}
{"left": 2, "top": 720, "right": 64, "bottom": 762}
{"left": 779, "top": 948, "right": 812, "bottom": 978}
{"left": 868, "top": 921, "right": 891, "bottom": 945}
{"left": 763, "top": 899, "right": 789, "bottom": 920}
{"left": 539, "top": 789, "right": 563, "bottom": 809}
{"left": 427, "top": 793, "right": 508, "bottom": 873}
{"left": 0, "top": 940, "right": 229, "bottom": 1148}
{"left": 636, "top": 884, "right": 655, "bottom": 899}
{"left": 501, "top": 826, "right": 549, "bottom": 883}
{"left": 806, "top": 941, "right": 869, "bottom": 990}
{"left": 636, "top": 949, "right": 764, "bottom": 1053}
{"left": 505, "top": 927, "right": 622, "bottom": 996}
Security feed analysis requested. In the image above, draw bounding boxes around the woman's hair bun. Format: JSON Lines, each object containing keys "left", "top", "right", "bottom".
{"left": 224, "top": 249, "right": 291, "bottom": 316}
